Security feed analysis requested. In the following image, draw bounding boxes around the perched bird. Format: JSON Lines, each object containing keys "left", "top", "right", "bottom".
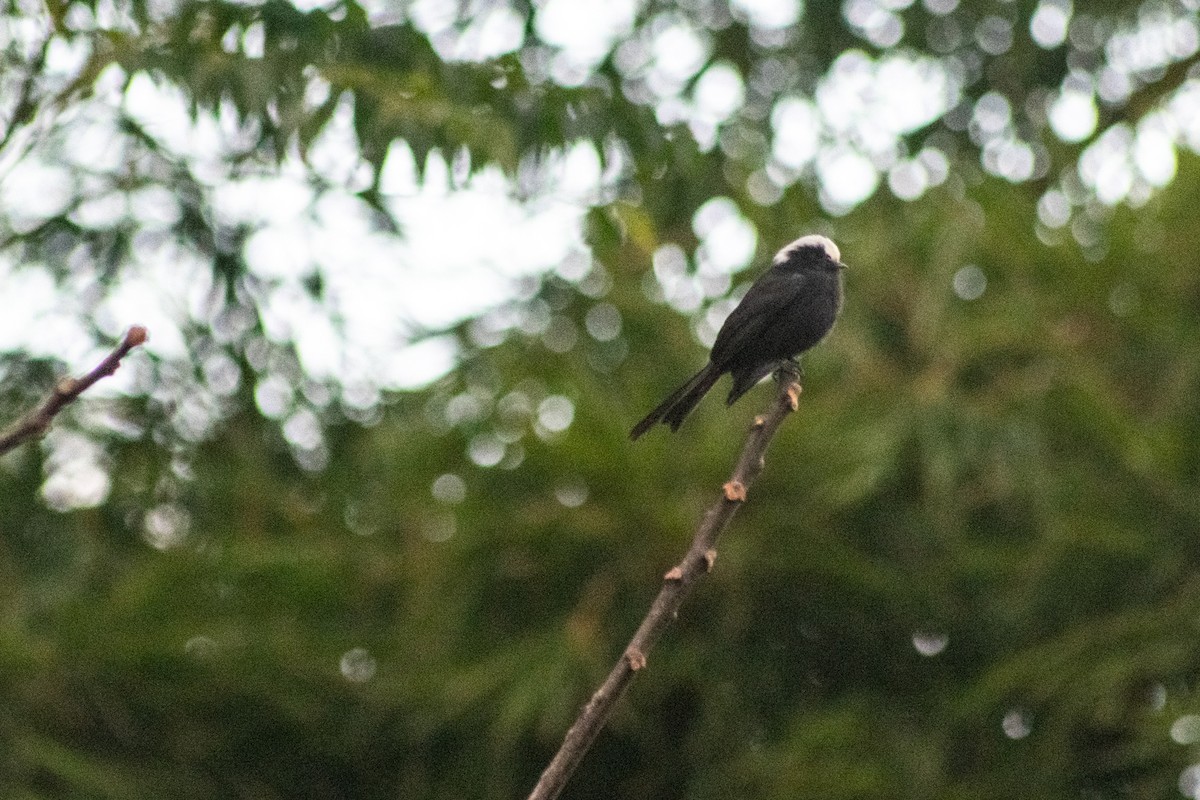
{"left": 630, "top": 234, "right": 845, "bottom": 440}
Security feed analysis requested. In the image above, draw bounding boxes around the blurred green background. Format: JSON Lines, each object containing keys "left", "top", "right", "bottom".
{"left": 4, "top": 0, "right": 1200, "bottom": 798}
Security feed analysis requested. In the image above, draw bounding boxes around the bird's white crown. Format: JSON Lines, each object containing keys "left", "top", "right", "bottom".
{"left": 773, "top": 234, "right": 840, "bottom": 265}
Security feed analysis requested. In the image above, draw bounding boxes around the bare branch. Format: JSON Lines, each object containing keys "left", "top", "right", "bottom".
{"left": 0, "top": 326, "right": 149, "bottom": 456}
{"left": 527, "top": 368, "right": 804, "bottom": 800}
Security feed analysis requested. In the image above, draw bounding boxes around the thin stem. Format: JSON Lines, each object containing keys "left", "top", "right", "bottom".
{"left": 0, "top": 326, "right": 149, "bottom": 456}
{"left": 527, "top": 368, "right": 803, "bottom": 800}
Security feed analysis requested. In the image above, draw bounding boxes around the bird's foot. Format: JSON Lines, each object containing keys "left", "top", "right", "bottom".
{"left": 774, "top": 359, "right": 803, "bottom": 410}
{"left": 774, "top": 358, "right": 804, "bottom": 382}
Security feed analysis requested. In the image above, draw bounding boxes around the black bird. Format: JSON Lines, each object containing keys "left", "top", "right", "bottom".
{"left": 630, "top": 234, "right": 845, "bottom": 440}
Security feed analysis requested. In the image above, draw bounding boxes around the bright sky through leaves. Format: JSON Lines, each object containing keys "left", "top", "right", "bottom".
{"left": 0, "top": 0, "right": 1196, "bottom": 476}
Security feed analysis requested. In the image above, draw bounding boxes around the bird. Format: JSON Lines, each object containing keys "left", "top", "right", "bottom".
{"left": 630, "top": 234, "right": 845, "bottom": 440}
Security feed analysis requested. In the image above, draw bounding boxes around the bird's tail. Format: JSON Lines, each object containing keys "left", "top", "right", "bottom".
{"left": 629, "top": 364, "right": 722, "bottom": 440}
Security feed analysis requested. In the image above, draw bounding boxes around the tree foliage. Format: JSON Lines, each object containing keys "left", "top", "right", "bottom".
{"left": 3, "top": 0, "right": 1200, "bottom": 798}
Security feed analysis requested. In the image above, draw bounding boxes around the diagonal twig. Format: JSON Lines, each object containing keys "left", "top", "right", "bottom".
{"left": 0, "top": 325, "right": 149, "bottom": 456}
{"left": 527, "top": 367, "right": 805, "bottom": 800}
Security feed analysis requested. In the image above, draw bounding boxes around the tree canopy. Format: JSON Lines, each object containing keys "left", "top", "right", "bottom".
{"left": 3, "top": 0, "right": 1200, "bottom": 797}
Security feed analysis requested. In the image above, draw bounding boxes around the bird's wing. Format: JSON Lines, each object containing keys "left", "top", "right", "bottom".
{"left": 709, "top": 268, "right": 816, "bottom": 367}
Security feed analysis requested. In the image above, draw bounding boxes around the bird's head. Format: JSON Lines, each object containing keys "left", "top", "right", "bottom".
{"left": 772, "top": 234, "right": 844, "bottom": 271}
